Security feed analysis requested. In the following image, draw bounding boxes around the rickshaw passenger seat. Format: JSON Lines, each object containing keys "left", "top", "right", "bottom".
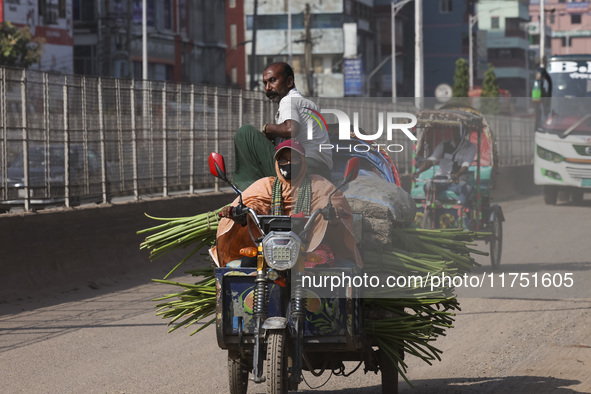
{"left": 467, "top": 166, "right": 493, "bottom": 196}
{"left": 437, "top": 190, "right": 460, "bottom": 202}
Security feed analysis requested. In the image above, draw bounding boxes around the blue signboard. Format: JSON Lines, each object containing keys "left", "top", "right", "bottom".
{"left": 567, "top": 2, "right": 589, "bottom": 12}
{"left": 344, "top": 58, "right": 363, "bottom": 96}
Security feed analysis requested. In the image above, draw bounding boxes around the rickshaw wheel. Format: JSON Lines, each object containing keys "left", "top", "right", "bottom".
{"left": 422, "top": 209, "right": 434, "bottom": 229}
{"left": 228, "top": 351, "right": 249, "bottom": 394}
{"left": 266, "top": 330, "right": 289, "bottom": 394}
{"left": 378, "top": 350, "right": 399, "bottom": 394}
{"left": 490, "top": 211, "right": 503, "bottom": 269}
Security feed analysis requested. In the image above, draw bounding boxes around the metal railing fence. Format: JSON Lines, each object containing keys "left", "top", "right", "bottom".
{"left": 0, "top": 67, "right": 273, "bottom": 211}
{"left": 0, "top": 66, "right": 535, "bottom": 212}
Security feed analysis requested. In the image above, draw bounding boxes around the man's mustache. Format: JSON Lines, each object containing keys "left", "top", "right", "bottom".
{"left": 266, "top": 91, "right": 278, "bottom": 99}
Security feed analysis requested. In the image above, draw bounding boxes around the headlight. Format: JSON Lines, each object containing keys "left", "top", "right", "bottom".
{"left": 537, "top": 145, "right": 564, "bottom": 163}
{"left": 262, "top": 232, "right": 301, "bottom": 271}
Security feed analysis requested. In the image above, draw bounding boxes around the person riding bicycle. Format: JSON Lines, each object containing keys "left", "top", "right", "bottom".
{"left": 210, "top": 139, "right": 361, "bottom": 268}
{"left": 412, "top": 127, "right": 476, "bottom": 205}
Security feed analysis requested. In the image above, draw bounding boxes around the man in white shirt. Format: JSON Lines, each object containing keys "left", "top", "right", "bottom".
{"left": 412, "top": 128, "right": 477, "bottom": 205}
{"left": 233, "top": 62, "right": 332, "bottom": 190}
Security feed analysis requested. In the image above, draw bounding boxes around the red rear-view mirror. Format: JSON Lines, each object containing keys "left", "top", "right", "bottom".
{"left": 342, "top": 157, "right": 360, "bottom": 185}
{"left": 208, "top": 152, "right": 243, "bottom": 195}
{"left": 209, "top": 152, "right": 227, "bottom": 181}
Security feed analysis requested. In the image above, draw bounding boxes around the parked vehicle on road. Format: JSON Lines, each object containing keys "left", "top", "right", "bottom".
{"left": 532, "top": 55, "right": 591, "bottom": 205}
{"left": 0, "top": 143, "right": 104, "bottom": 211}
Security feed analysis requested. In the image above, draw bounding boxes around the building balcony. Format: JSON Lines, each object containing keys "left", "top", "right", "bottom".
{"left": 505, "top": 29, "right": 527, "bottom": 39}
{"left": 491, "top": 67, "right": 529, "bottom": 80}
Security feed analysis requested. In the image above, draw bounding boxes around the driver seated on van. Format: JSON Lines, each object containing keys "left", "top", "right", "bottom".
{"left": 412, "top": 127, "right": 477, "bottom": 205}
{"left": 210, "top": 139, "right": 361, "bottom": 269}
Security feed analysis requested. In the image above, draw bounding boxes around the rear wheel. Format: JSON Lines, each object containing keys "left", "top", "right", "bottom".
{"left": 266, "top": 331, "right": 289, "bottom": 394}
{"left": 378, "top": 350, "right": 399, "bottom": 394}
{"left": 543, "top": 186, "right": 558, "bottom": 205}
{"left": 228, "top": 351, "right": 249, "bottom": 394}
{"left": 490, "top": 210, "right": 503, "bottom": 269}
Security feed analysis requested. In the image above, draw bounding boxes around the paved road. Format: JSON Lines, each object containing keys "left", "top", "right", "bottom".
{"left": 1, "top": 194, "right": 590, "bottom": 393}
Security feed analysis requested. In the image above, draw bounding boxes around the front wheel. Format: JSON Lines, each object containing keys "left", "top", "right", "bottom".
{"left": 266, "top": 330, "right": 289, "bottom": 394}
{"left": 543, "top": 186, "right": 558, "bottom": 205}
{"left": 490, "top": 209, "right": 503, "bottom": 269}
{"left": 228, "top": 351, "right": 249, "bottom": 394}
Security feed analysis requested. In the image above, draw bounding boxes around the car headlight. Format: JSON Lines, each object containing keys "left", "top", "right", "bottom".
{"left": 262, "top": 232, "right": 301, "bottom": 271}
{"left": 537, "top": 145, "right": 564, "bottom": 163}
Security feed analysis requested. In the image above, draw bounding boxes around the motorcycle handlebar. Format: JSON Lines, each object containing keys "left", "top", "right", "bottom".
{"left": 234, "top": 205, "right": 339, "bottom": 240}
{"left": 431, "top": 178, "right": 454, "bottom": 184}
{"left": 301, "top": 209, "right": 323, "bottom": 236}
{"left": 244, "top": 207, "right": 262, "bottom": 231}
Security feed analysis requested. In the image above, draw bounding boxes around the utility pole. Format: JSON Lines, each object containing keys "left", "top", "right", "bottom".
{"left": 414, "top": 0, "right": 423, "bottom": 108}
{"left": 105, "top": 0, "right": 111, "bottom": 76}
{"left": 468, "top": 14, "right": 478, "bottom": 91}
{"left": 97, "top": 0, "right": 103, "bottom": 75}
{"left": 142, "top": 0, "right": 148, "bottom": 79}
{"left": 304, "top": 3, "right": 313, "bottom": 96}
{"left": 287, "top": 0, "right": 292, "bottom": 65}
{"left": 540, "top": 0, "right": 545, "bottom": 66}
{"left": 127, "top": 0, "right": 132, "bottom": 78}
{"left": 249, "top": 0, "right": 258, "bottom": 90}
{"left": 391, "top": 0, "right": 413, "bottom": 101}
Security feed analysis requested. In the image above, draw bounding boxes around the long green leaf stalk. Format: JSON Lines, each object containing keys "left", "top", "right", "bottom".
{"left": 140, "top": 209, "right": 488, "bottom": 385}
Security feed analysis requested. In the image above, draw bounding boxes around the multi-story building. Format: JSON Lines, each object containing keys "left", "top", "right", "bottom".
{"left": 0, "top": 0, "right": 74, "bottom": 74}
{"left": 372, "top": 0, "right": 414, "bottom": 97}
{"left": 530, "top": 0, "right": 591, "bottom": 57}
{"left": 73, "top": 0, "right": 225, "bottom": 84}
{"left": 476, "top": 0, "right": 530, "bottom": 98}
{"left": 242, "top": 0, "right": 378, "bottom": 97}
{"left": 423, "top": 0, "right": 476, "bottom": 97}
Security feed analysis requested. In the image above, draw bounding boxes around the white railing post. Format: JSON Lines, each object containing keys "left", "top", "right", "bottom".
{"left": 63, "top": 75, "right": 71, "bottom": 207}
{"left": 131, "top": 79, "right": 139, "bottom": 201}
{"left": 1, "top": 68, "right": 7, "bottom": 201}
{"left": 189, "top": 84, "right": 195, "bottom": 194}
{"left": 162, "top": 82, "right": 168, "bottom": 197}
{"left": 98, "top": 77, "right": 108, "bottom": 203}
{"left": 21, "top": 69, "right": 30, "bottom": 211}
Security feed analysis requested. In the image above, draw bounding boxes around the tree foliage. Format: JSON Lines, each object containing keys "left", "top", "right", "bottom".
{"left": 0, "top": 21, "right": 44, "bottom": 68}
{"left": 480, "top": 64, "right": 500, "bottom": 114}
{"left": 452, "top": 58, "right": 469, "bottom": 97}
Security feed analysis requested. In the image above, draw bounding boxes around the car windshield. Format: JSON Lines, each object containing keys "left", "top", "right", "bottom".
{"left": 548, "top": 60, "right": 591, "bottom": 98}
{"left": 542, "top": 60, "right": 591, "bottom": 135}
{"left": 11, "top": 147, "right": 66, "bottom": 169}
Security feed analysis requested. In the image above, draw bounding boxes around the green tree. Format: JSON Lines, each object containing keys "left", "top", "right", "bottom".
{"left": 452, "top": 58, "right": 469, "bottom": 97}
{"left": 480, "top": 64, "right": 500, "bottom": 114}
{"left": 0, "top": 21, "right": 44, "bottom": 68}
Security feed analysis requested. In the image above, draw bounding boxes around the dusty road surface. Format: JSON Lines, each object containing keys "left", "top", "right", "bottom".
{"left": 1, "top": 195, "right": 590, "bottom": 393}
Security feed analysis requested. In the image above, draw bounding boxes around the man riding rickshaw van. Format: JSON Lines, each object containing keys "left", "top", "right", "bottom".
{"left": 209, "top": 139, "right": 361, "bottom": 269}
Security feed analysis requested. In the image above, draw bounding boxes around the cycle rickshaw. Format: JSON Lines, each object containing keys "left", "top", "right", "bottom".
{"left": 410, "top": 105, "right": 504, "bottom": 268}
